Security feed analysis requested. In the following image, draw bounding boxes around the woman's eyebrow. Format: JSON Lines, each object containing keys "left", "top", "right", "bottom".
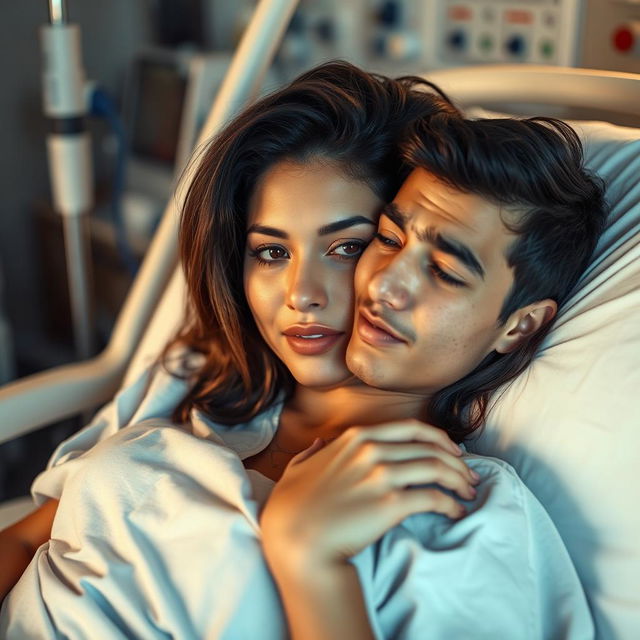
{"left": 246, "top": 224, "right": 288, "bottom": 239}
{"left": 317, "top": 216, "right": 377, "bottom": 236}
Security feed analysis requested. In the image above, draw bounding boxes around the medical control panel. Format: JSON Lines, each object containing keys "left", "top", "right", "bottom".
{"left": 580, "top": 1, "right": 640, "bottom": 72}
{"left": 433, "top": 0, "right": 578, "bottom": 66}
{"left": 264, "top": 0, "right": 640, "bottom": 76}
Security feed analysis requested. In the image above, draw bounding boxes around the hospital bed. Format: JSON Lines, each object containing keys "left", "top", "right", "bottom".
{"left": 1, "top": 0, "right": 639, "bottom": 637}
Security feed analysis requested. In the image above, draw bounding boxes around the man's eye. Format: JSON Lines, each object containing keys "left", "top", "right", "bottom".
{"left": 374, "top": 232, "right": 400, "bottom": 248}
{"left": 329, "top": 240, "right": 367, "bottom": 260}
{"left": 430, "top": 263, "right": 466, "bottom": 287}
{"left": 248, "top": 245, "right": 289, "bottom": 265}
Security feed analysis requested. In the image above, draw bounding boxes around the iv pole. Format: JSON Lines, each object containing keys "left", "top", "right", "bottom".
{"left": 41, "top": 0, "right": 95, "bottom": 360}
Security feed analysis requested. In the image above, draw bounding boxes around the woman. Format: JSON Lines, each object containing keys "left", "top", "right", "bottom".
{"left": 0, "top": 62, "right": 592, "bottom": 638}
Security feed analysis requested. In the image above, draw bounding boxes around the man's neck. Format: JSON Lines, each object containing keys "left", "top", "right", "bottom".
{"left": 280, "top": 378, "right": 431, "bottom": 445}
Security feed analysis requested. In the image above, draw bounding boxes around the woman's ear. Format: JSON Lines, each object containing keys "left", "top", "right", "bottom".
{"left": 494, "top": 299, "right": 557, "bottom": 354}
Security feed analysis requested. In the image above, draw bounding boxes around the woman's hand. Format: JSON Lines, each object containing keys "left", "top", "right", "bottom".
{"left": 260, "top": 420, "right": 479, "bottom": 570}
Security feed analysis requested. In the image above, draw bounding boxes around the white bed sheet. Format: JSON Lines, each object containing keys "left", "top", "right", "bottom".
{"left": 0, "top": 357, "right": 593, "bottom": 639}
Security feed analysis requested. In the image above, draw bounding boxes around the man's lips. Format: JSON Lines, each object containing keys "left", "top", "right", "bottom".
{"left": 282, "top": 325, "right": 344, "bottom": 355}
{"left": 357, "top": 311, "right": 407, "bottom": 346}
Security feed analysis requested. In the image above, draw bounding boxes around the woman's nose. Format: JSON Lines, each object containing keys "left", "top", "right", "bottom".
{"left": 286, "top": 264, "right": 328, "bottom": 311}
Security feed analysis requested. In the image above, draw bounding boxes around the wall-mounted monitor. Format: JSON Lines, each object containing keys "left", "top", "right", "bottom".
{"left": 119, "top": 47, "right": 237, "bottom": 245}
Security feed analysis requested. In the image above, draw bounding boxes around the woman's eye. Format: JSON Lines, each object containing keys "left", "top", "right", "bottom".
{"left": 374, "top": 232, "right": 400, "bottom": 248}
{"left": 264, "top": 247, "right": 287, "bottom": 260}
{"left": 430, "top": 263, "right": 466, "bottom": 288}
{"left": 249, "top": 245, "right": 289, "bottom": 265}
{"left": 329, "top": 240, "right": 367, "bottom": 259}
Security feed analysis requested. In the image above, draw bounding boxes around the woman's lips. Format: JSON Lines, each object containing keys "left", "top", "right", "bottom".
{"left": 357, "top": 313, "right": 405, "bottom": 347}
{"left": 282, "top": 326, "right": 344, "bottom": 356}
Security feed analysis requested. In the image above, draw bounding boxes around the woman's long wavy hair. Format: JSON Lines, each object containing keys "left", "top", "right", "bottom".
{"left": 399, "top": 113, "right": 608, "bottom": 442}
{"left": 157, "top": 61, "right": 459, "bottom": 425}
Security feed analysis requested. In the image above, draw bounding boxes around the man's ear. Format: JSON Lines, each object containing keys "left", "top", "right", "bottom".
{"left": 494, "top": 299, "right": 558, "bottom": 354}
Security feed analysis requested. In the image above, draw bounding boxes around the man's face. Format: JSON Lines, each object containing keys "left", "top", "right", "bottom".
{"left": 347, "top": 167, "right": 517, "bottom": 394}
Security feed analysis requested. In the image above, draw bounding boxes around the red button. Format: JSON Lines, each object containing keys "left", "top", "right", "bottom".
{"left": 613, "top": 27, "right": 634, "bottom": 52}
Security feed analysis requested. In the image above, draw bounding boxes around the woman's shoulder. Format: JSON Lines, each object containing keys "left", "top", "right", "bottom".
{"left": 61, "top": 420, "right": 199, "bottom": 481}
{"left": 53, "top": 420, "right": 249, "bottom": 512}
{"left": 190, "top": 396, "right": 284, "bottom": 458}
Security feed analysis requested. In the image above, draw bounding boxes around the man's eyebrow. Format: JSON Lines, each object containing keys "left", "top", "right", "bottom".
{"left": 246, "top": 224, "right": 288, "bottom": 239}
{"left": 381, "top": 203, "right": 407, "bottom": 230}
{"left": 381, "top": 203, "right": 485, "bottom": 279}
{"left": 317, "top": 216, "right": 376, "bottom": 236}
{"left": 423, "top": 226, "right": 485, "bottom": 279}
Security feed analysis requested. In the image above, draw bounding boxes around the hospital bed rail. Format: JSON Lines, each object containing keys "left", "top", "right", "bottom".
{"left": 1, "top": 60, "right": 639, "bottom": 446}
{"left": 425, "top": 65, "right": 640, "bottom": 118}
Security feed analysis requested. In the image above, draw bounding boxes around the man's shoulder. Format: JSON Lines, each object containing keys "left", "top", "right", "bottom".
{"left": 390, "top": 452, "right": 544, "bottom": 547}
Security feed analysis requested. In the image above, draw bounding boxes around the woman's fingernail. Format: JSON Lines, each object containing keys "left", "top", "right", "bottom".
{"left": 470, "top": 470, "right": 480, "bottom": 481}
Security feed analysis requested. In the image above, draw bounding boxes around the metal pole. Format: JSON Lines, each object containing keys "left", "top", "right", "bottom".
{"left": 48, "top": 0, "right": 68, "bottom": 24}
{"left": 62, "top": 216, "right": 94, "bottom": 359}
{"left": 42, "top": 0, "right": 95, "bottom": 360}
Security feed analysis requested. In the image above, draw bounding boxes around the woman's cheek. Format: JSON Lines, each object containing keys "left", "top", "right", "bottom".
{"left": 329, "top": 267, "right": 358, "bottom": 328}
{"left": 249, "top": 273, "right": 291, "bottom": 350}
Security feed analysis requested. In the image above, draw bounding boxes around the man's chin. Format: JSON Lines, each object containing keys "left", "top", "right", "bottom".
{"left": 291, "top": 367, "right": 361, "bottom": 391}
{"left": 346, "top": 349, "right": 388, "bottom": 389}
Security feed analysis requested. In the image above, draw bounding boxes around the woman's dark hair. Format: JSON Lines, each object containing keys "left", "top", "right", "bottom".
{"left": 399, "top": 114, "right": 608, "bottom": 441}
{"left": 158, "top": 60, "right": 459, "bottom": 425}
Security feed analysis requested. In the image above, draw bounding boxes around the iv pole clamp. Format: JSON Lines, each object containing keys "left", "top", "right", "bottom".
{"left": 41, "top": 0, "right": 95, "bottom": 360}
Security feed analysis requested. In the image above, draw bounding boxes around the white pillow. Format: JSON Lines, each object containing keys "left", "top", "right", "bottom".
{"left": 467, "top": 117, "right": 640, "bottom": 640}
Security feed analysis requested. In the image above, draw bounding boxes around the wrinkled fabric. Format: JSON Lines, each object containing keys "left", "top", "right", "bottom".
{"left": 0, "top": 358, "right": 593, "bottom": 639}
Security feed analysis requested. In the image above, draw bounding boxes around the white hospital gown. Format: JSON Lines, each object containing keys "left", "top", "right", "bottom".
{"left": 0, "top": 356, "right": 594, "bottom": 639}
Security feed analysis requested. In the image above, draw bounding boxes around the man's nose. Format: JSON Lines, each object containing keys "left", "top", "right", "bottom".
{"left": 368, "top": 254, "right": 416, "bottom": 310}
{"left": 285, "top": 263, "right": 328, "bottom": 311}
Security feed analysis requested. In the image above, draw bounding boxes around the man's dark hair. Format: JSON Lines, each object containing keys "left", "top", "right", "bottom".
{"left": 400, "top": 114, "right": 608, "bottom": 441}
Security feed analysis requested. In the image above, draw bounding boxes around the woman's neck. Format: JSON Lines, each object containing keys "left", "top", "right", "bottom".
{"left": 280, "top": 378, "right": 430, "bottom": 444}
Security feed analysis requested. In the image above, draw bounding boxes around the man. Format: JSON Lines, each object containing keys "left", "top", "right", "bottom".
{"left": 348, "top": 114, "right": 607, "bottom": 440}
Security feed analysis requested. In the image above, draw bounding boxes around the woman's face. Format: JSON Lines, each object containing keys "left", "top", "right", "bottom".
{"left": 243, "top": 159, "right": 382, "bottom": 388}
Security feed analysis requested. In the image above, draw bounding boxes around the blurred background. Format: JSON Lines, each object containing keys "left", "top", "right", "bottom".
{"left": 1, "top": 0, "right": 638, "bottom": 501}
